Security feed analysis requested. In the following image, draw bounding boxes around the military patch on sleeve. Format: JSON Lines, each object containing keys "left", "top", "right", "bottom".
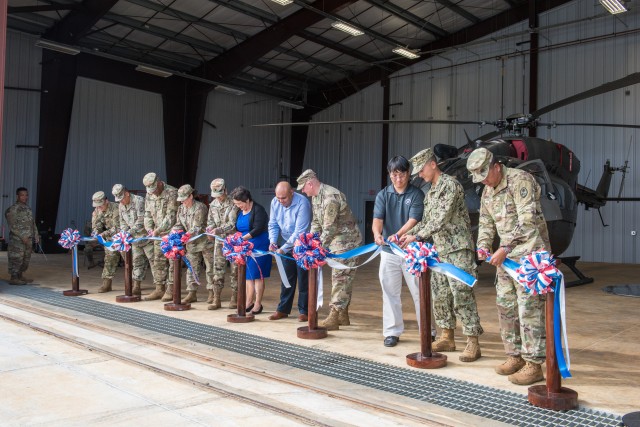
{"left": 519, "top": 187, "right": 528, "bottom": 198}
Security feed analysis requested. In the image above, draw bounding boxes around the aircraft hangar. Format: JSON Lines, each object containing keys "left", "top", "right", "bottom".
{"left": 0, "top": 0, "right": 639, "bottom": 425}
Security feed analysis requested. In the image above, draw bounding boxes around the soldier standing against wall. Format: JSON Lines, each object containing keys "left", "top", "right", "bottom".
{"left": 142, "top": 172, "right": 179, "bottom": 301}
{"left": 297, "top": 169, "right": 362, "bottom": 330}
{"left": 204, "top": 178, "right": 239, "bottom": 310}
{"left": 467, "top": 147, "right": 550, "bottom": 385}
{"left": 91, "top": 191, "right": 121, "bottom": 292}
{"left": 401, "top": 148, "right": 483, "bottom": 362}
{"left": 5, "top": 187, "right": 39, "bottom": 285}
{"left": 112, "top": 184, "right": 152, "bottom": 296}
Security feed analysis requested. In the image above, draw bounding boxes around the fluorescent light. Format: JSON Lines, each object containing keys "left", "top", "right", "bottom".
{"left": 392, "top": 47, "right": 420, "bottom": 59}
{"left": 35, "top": 39, "right": 80, "bottom": 55}
{"left": 215, "top": 85, "right": 246, "bottom": 96}
{"left": 135, "top": 65, "right": 173, "bottom": 78}
{"left": 599, "top": 0, "right": 627, "bottom": 14}
{"left": 331, "top": 21, "right": 364, "bottom": 37}
{"left": 270, "top": 0, "right": 293, "bottom": 4}
{"left": 278, "top": 100, "right": 304, "bottom": 110}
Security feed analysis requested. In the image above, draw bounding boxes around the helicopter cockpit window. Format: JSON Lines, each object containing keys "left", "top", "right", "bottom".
{"left": 516, "top": 159, "right": 563, "bottom": 221}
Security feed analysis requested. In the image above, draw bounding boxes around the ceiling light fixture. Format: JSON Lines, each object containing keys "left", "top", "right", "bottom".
{"left": 331, "top": 21, "right": 364, "bottom": 37}
{"left": 215, "top": 85, "right": 246, "bottom": 96}
{"left": 270, "top": 0, "right": 294, "bottom": 4}
{"left": 277, "top": 100, "right": 304, "bottom": 110}
{"left": 35, "top": 39, "right": 80, "bottom": 55}
{"left": 599, "top": 0, "right": 627, "bottom": 14}
{"left": 392, "top": 47, "right": 420, "bottom": 60}
{"left": 135, "top": 65, "right": 173, "bottom": 78}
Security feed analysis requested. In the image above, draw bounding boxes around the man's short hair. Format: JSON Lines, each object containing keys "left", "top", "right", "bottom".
{"left": 387, "top": 156, "right": 410, "bottom": 173}
{"left": 16, "top": 187, "right": 28, "bottom": 195}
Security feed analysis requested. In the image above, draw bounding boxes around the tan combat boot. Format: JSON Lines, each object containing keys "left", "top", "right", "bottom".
{"left": 8, "top": 275, "right": 26, "bottom": 285}
{"left": 132, "top": 280, "right": 142, "bottom": 296}
{"left": 98, "top": 278, "right": 112, "bottom": 293}
{"left": 206, "top": 289, "right": 215, "bottom": 304}
{"left": 143, "top": 283, "right": 165, "bottom": 301}
{"left": 338, "top": 306, "right": 350, "bottom": 326}
{"left": 459, "top": 336, "right": 481, "bottom": 362}
{"left": 508, "top": 361, "right": 544, "bottom": 385}
{"left": 161, "top": 284, "right": 173, "bottom": 302}
{"left": 181, "top": 291, "right": 198, "bottom": 304}
{"left": 19, "top": 273, "right": 34, "bottom": 283}
{"left": 495, "top": 355, "right": 526, "bottom": 375}
{"left": 229, "top": 290, "right": 238, "bottom": 309}
{"left": 319, "top": 307, "right": 340, "bottom": 331}
{"left": 432, "top": 328, "right": 456, "bottom": 352}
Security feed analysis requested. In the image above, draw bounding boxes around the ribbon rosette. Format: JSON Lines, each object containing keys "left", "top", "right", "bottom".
{"left": 293, "top": 232, "right": 328, "bottom": 270}
{"left": 222, "top": 232, "right": 254, "bottom": 265}
{"left": 161, "top": 231, "right": 190, "bottom": 260}
{"left": 111, "top": 231, "right": 134, "bottom": 252}
{"left": 516, "top": 251, "right": 559, "bottom": 295}
{"left": 58, "top": 228, "right": 81, "bottom": 249}
{"left": 403, "top": 241, "right": 441, "bottom": 276}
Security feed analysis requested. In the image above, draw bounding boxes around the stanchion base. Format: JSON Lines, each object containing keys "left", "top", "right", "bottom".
{"left": 227, "top": 313, "right": 255, "bottom": 323}
{"left": 164, "top": 302, "right": 191, "bottom": 311}
{"left": 63, "top": 289, "right": 88, "bottom": 296}
{"left": 116, "top": 295, "right": 141, "bottom": 303}
{"left": 528, "top": 385, "right": 578, "bottom": 411}
{"left": 297, "top": 326, "right": 328, "bottom": 339}
{"left": 406, "top": 352, "right": 447, "bottom": 369}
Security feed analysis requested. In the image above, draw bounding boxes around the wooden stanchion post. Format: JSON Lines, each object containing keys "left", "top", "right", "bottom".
{"left": 164, "top": 258, "right": 191, "bottom": 311}
{"left": 63, "top": 246, "right": 88, "bottom": 296}
{"left": 297, "top": 268, "right": 327, "bottom": 339}
{"left": 228, "top": 263, "right": 254, "bottom": 323}
{"left": 528, "top": 292, "right": 578, "bottom": 410}
{"left": 406, "top": 270, "right": 446, "bottom": 369}
{"left": 116, "top": 251, "right": 140, "bottom": 303}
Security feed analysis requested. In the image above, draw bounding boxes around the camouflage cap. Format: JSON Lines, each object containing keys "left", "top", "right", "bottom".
{"left": 296, "top": 169, "right": 317, "bottom": 191}
{"left": 177, "top": 184, "right": 194, "bottom": 202}
{"left": 210, "top": 178, "right": 225, "bottom": 197}
{"left": 112, "top": 184, "right": 126, "bottom": 202}
{"left": 143, "top": 172, "right": 158, "bottom": 194}
{"left": 466, "top": 148, "right": 493, "bottom": 183}
{"left": 92, "top": 191, "right": 107, "bottom": 207}
{"left": 409, "top": 148, "right": 435, "bottom": 175}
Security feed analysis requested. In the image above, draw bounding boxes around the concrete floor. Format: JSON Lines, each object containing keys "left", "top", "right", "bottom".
{"left": 1, "top": 249, "right": 639, "bottom": 425}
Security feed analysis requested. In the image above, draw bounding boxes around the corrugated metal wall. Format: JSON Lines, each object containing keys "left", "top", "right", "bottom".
{"left": 56, "top": 77, "right": 166, "bottom": 232}
{"left": 1, "top": 31, "right": 41, "bottom": 238}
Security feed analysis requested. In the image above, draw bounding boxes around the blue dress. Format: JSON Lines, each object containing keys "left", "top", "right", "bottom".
{"left": 236, "top": 211, "right": 272, "bottom": 280}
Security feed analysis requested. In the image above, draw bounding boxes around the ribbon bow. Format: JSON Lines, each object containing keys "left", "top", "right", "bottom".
{"left": 58, "top": 228, "right": 82, "bottom": 249}
{"left": 161, "top": 231, "right": 190, "bottom": 259}
{"left": 293, "top": 232, "right": 328, "bottom": 270}
{"left": 516, "top": 251, "right": 559, "bottom": 295}
{"left": 222, "top": 232, "right": 254, "bottom": 265}
{"left": 403, "top": 241, "right": 441, "bottom": 276}
{"left": 111, "top": 231, "right": 134, "bottom": 252}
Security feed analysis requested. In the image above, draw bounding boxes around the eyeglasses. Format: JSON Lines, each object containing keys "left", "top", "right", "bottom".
{"left": 389, "top": 171, "right": 409, "bottom": 178}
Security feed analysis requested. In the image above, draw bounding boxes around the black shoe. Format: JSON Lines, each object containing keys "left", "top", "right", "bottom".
{"left": 245, "top": 303, "right": 254, "bottom": 313}
{"left": 384, "top": 336, "right": 399, "bottom": 347}
{"left": 250, "top": 304, "right": 263, "bottom": 315}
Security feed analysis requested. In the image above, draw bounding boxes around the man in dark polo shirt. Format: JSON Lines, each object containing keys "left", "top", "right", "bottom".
{"left": 372, "top": 156, "right": 425, "bottom": 347}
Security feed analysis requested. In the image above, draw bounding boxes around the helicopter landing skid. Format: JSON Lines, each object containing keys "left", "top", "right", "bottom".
{"left": 558, "top": 256, "right": 594, "bottom": 288}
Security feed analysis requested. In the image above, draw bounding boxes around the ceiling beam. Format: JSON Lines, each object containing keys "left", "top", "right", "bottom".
{"left": 8, "top": 4, "right": 80, "bottom": 13}
{"left": 434, "top": 0, "right": 480, "bottom": 24}
{"left": 365, "top": 0, "right": 448, "bottom": 38}
{"left": 44, "top": 0, "right": 120, "bottom": 44}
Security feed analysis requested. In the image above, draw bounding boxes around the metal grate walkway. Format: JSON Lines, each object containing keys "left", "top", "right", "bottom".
{"left": 1, "top": 284, "right": 622, "bottom": 427}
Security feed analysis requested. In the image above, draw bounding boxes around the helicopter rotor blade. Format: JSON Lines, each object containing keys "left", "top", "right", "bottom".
{"left": 251, "top": 119, "right": 484, "bottom": 127}
{"left": 538, "top": 122, "right": 640, "bottom": 129}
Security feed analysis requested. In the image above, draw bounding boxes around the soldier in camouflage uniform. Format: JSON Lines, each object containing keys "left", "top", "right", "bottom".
{"left": 172, "top": 184, "right": 208, "bottom": 304}
{"left": 467, "top": 147, "right": 550, "bottom": 385}
{"left": 5, "top": 187, "right": 39, "bottom": 285}
{"left": 91, "top": 191, "right": 122, "bottom": 292}
{"left": 298, "top": 169, "right": 362, "bottom": 330}
{"left": 82, "top": 220, "right": 100, "bottom": 269}
{"left": 203, "top": 178, "right": 238, "bottom": 310}
{"left": 113, "top": 184, "right": 152, "bottom": 296}
{"left": 142, "top": 172, "right": 180, "bottom": 301}
{"left": 402, "top": 149, "right": 483, "bottom": 362}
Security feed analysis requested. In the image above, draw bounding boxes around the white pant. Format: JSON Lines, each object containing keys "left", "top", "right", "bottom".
{"left": 379, "top": 251, "right": 422, "bottom": 337}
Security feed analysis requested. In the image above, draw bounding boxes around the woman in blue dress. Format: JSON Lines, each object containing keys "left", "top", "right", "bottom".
{"left": 229, "top": 186, "right": 272, "bottom": 315}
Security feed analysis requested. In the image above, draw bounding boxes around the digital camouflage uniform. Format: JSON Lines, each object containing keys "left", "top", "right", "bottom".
{"left": 173, "top": 200, "right": 208, "bottom": 291}
{"left": 119, "top": 193, "right": 152, "bottom": 281}
{"left": 311, "top": 183, "right": 362, "bottom": 310}
{"left": 92, "top": 201, "right": 122, "bottom": 280}
{"left": 5, "top": 201, "right": 37, "bottom": 277}
{"left": 203, "top": 197, "right": 238, "bottom": 291}
{"left": 144, "top": 184, "right": 179, "bottom": 285}
{"left": 410, "top": 173, "right": 483, "bottom": 337}
{"left": 477, "top": 165, "right": 551, "bottom": 364}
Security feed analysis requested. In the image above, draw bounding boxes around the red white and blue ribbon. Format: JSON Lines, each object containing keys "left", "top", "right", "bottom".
{"left": 161, "top": 231, "right": 199, "bottom": 284}
{"left": 292, "top": 232, "right": 327, "bottom": 309}
{"left": 58, "top": 228, "right": 82, "bottom": 278}
{"left": 108, "top": 231, "right": 134, "bottom": 252}
{"left": 222, "top": 232, "right": 255, "bottom": 265}
{"left": 477, "top": 248, "right": 521, "bottom": 282}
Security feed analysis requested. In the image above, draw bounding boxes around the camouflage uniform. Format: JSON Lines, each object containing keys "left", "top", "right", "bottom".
{"left": 5, "top": 201, "right": 37, "bottom": 277}
{"left": 144, "top": 184, "right": 179, "bottom": 285}
{"left": 477, "top": 165, "right": 551, "bottom": 364}
{"left": 410, "top": 173, "right": 483, "bottom": 336}
{"left": 202, "top": 197, "right": 238, "bottom": 291}
{"left": 310, "top": 183, "right": 362, "bottom": 310}
{"left": 119, "top": 193, "right": 152, "bottom": 281}
{"left": 92, "top": 201, "right": 122, "bottom": 280}
{"left": 173, "top": 200, "right": 208, "bottom": 291}
{"left": 82, "top": 220, "right": 98, "bottom": 267}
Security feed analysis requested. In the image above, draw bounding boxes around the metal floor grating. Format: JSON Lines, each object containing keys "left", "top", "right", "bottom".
{"left": 2, "top": 284, "right": 623, "bottom": 427}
